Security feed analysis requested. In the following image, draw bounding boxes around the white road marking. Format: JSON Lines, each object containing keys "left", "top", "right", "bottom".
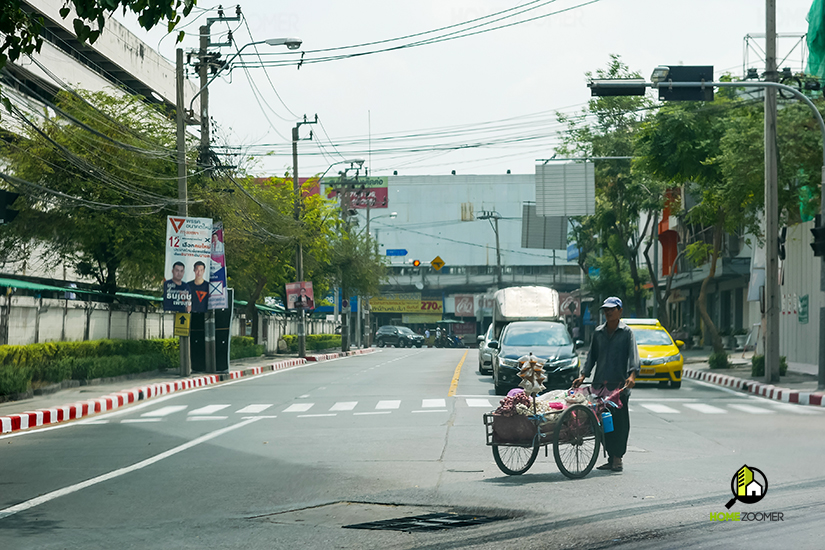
{"left": 769, "top": 402, "right": 822, "bottom": 415}
{"left": 412, "top": 410, "right": 448, "bottom": 413}
{"left": 728, "top": 404, "right": 775, "bottom": 414}
{"left": 80, "top": 420, "right": 110, "bottom": 425}
{"left": 141, "top": 405, "right": 188, "bottom": 418}
{"left": 0, "top": 417, "right": 262, "bottom": 521}
{"left": 354, "top": 411, "right": 391, "bottom": 416}
{"left": 683, "top": 403, "right": 727, "bottom": 414}
{"left": 375, "top": 400, "right": 401, "bottom": 410}
{"left": 422, "top": 399, "right": 446, "bottom": 408}
{"left": 640, "top": 403, "right": 681, "bottom": 414}
{"left": 466, "top": 398, "right": 493, "bottom": 408}
{"left": 241, "top": 415, "right": 277, "bottom": 420}
{"left": 235, "top": 404, "right": 273, "bottom": 414}
{"left": 283, "top": 403, "right": 314, "bottom": 413}
{"left": 188, "top": 405, "right": 230, "bottom": 416}
{"left": 187, "top": 416, "right": 228, "bottom": 421}
{"left": 330, "top": 402, "right": 358, "bottom": 411}
{"left": 297, "top": 413, "right": 337, "bottom": 418}
{"left": 299, "top": 395, "right": 310, "bottom": 398}
{"left": 121, "top": 418, "right": 161, "bottom": 424}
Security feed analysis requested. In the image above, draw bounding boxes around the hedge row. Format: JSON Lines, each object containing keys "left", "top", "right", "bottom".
{"left": 230, "top": 336, "right": 265, "bottom": 360}
{"left": 281, "top": 334, "right": 342, "bottom": 352}
{"left": 0, "top": 338, "right": 180, "bottom": 398}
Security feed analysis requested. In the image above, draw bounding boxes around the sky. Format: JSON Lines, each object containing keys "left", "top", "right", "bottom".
{"left": 116, "top": 0, "right": 817, "bottom": 179}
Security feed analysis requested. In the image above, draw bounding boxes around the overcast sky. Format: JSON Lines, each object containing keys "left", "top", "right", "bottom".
{"left": 117, "top": 0, "right": 816, "bottom": 178}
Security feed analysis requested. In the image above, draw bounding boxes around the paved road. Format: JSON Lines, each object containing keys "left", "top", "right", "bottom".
{"left": 1, "top": 348, "right": 822, "bottom": 549}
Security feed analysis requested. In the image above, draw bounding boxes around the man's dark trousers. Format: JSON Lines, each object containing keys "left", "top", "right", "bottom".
{"left": 603, "top": 389, "right": 630, "bottom": 459}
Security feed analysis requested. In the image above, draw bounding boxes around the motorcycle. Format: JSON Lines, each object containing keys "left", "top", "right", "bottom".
{"left": 445, "top": 334, "right": 465, "bottom": 348}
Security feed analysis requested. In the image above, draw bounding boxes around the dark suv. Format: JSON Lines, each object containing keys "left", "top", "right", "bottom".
{"left": 375, "top": 326, "right": 424, "bottom": 348}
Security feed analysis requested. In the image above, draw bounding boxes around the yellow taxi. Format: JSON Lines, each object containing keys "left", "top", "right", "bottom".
{"left": 624, "top": 319, "right": 684, "bottom": 388}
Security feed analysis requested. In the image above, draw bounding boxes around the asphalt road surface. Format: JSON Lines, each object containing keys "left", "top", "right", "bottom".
{"left": 1, "top": 348, "right": 822, "bottom": 549}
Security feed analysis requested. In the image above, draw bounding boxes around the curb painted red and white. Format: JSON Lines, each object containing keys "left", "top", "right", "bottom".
{"left": 306, "top": 348, "right": 376, "bottom": 362}
{"left": 1, "top": 357, "right": 312, "bottom": 435}
{"left": 683, "top": 367, "right": 825, "bottom": 407}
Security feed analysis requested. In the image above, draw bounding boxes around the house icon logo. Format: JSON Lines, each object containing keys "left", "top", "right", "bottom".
{"left": 725, "top": 465, "right": 768, "bottom": 509}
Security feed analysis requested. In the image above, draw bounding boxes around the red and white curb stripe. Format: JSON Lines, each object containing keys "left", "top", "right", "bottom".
{"left": 1, "top": 358, "right": 311, "bottom": 434}
{"left": 306, "top": 348, "right": 376, "bottom": 362}
{"left": 683, "top": 367, "right": 825, "bottom": 407}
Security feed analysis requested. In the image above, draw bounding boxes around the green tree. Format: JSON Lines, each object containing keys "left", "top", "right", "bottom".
{"left": 635, "top": 98, "right": 761, "bottom": 353}
{"left": 0, "top": 89, "right": 188, "bottom": 294}
{"left": 199, "top": 173, "right": 338, "bottom": 342}
{"left": 557, "top": 55, "right": 663, "bottom": 315}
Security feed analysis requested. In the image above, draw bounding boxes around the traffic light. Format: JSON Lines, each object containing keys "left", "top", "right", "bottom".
{"left": 656, "top": 65, "right": 714, "bottom": 102}
{"left": 810, "top": 216, "right": 825, "bottom": 257}
{"left": 0, "top": 190, "right": 20, "bottom": 225}
{"left": 412, "top": 260, "right": 421, "bottom": 267}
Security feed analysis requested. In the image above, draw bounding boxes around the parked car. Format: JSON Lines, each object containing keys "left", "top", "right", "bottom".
{"left": 477, "top": 324, "right": 495, "bottom": 375}
{"left": 491, "top": 320, "right": 580, "bottom": 395}
{"left": 624, "top": 319, "right": 684, "bottom": 389}
{"left": 374, "top": 325, "right": 424, "bottom": 348}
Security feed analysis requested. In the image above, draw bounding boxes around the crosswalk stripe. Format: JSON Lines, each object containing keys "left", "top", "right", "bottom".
{"left": 640, "top": 403, "right": 680, "bottom": 414}
{"left": 188, "top": 405, "right": 230, "bottom": 416}
{"left": 466, "top": 398, "right": 493, "bottom": 408}
{"left": 330, "top": 402, "right": 358, "bottom": 411}
{"left": 235, "top": 404, "right": 273, "bottom": 414}
{"left": 422, "top": 399, "right": 446, "bottom": 408}
{"left": 141, "top": 405, "right": 187, "bottom": 418}
{"left": 728, "top": 404, "right": 775, "bottom": 414}
{"left": 769, "top": 402, "right": 822, "bottom": 415}
{"left": 376, "top": 400, "right": 401, "bottom": 410}
{"left": 283, "top": 403, "right": 314, "bottom": 413}
{"left": 683, "top": 403, "right": 727, "bottom": 414}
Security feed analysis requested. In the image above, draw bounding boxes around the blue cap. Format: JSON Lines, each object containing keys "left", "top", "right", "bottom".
{"left": 600, "top": 296, "right": 623, "bottom": 309}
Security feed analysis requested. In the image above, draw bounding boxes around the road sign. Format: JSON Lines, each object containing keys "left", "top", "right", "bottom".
{"left": 431, "top": 255, "right": 445, "bottom": 271}
{"left": 386, "top": 249, "right": 408, "bottom": 256}
{"left": 174, "top": 313, "right": 191, "bottom": 336}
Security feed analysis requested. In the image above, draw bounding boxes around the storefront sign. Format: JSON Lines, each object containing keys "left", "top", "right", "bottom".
{"left": 454, "top": 294, "right": 475, "bottom": 317}
{"left": 371, "top": 297, "right": 443, "bottom": 313}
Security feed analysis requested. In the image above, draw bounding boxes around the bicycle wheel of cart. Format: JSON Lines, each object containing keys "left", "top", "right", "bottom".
{"left": 492, "top": 442, "right": 539, "bottom": 475}
{"left": 553, "top": 404, "right": 601, "bottom": 479}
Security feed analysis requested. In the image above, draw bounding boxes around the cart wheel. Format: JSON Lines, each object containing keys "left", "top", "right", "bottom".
{"left": 492, "top": 443, "right": 539, "bottom": 475}
{"left": 553, "top": 404, "right": 601, "bottom": 479}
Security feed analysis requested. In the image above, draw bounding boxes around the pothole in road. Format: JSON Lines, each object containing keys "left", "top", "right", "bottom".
{"left": 248, "top": 501, "right": 517, "bottom": 532}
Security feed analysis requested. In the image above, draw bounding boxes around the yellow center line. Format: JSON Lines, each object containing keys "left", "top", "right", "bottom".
{"left": 448, "top": 350, "right": 469, "bottom": 397}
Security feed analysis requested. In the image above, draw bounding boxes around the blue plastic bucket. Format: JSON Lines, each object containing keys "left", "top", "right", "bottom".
{"left": 601, "top": 411, "right": 614, "bottom": 433}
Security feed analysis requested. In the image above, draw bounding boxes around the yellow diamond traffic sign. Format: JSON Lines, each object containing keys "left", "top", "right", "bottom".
{"left": 431, "top": 255, "right": 445, "bottom": 271}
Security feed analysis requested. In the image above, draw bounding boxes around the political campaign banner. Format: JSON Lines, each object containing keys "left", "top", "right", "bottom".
{"left": 208, "top": 221, "right": 228, "bottom": 310}
{"left": 286, "top": 281, "right": 315, "bottom": 310}
{"left": 164, "top": 216, "right": 212, "bottom": 313}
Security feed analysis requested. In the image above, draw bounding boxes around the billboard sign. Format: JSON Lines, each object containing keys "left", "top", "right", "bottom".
{"left": 164, "top": 216, "right": 213, "bottom": 312}
{"left": 535, "top": 162, "right": 595, "bottom": 217}
{"left": 208, "top": 221, "right": 228, "bottom": 310}
{"left": 454, "top": 294, "right": 475, "bottom": 317}
{"left": 324, "top": 176, "right": 389, "bottom": 209}
{"left": 286, "top": 281, "right": 315, "bottom": 310}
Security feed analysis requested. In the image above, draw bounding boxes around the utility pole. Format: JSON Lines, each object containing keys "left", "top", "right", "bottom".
{"left": 293, "top": 115, "right": 317, "bottom": 359}
{"left": 653, "top": 211, "right": 659, "bottom": 320}
{"left": 764, "top": 0, "right": 780, "bottom": 383}
{"left": 175, "top": 48, "right": 191, "bottom": 377}
{"left": 478, "top": 211, "right": 503, "bottom": 288}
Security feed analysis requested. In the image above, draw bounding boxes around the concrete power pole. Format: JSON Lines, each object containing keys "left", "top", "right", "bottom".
{"left": 764, "top": 0, "right": 780, "bottom": 383}
{"left": 292, "top": 116, "right": 317, "bottom": 359}
{"left": 176, "top": 48, "right": 191, "bottom": 377}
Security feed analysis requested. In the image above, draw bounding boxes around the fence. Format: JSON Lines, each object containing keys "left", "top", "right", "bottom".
{"left": 0, "top": 295, "right": 337, "bottom": 354}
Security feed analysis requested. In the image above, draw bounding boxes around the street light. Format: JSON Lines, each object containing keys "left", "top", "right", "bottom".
{"left": 188, "top": 37, "right": 302, "bottom": 114}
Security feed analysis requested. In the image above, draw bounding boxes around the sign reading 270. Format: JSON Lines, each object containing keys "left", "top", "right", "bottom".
{"left": 370, "top": 299, "right": 443, "bottom": 313}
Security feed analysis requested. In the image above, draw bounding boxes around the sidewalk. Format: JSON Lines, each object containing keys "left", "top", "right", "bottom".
{"left": 0, "top": 348, "right": 375, "bottom": 434}
{"left": 680, "top": 348, "right": 825, "bottom": 407}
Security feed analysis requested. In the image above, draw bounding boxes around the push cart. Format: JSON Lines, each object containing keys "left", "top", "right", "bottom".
{"left": 483, "top": 387, "right": 612, "bottom": 479}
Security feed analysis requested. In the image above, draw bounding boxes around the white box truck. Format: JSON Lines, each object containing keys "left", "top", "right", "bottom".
{"left": 491, "top": 286, "right": 561, "bottom": 340}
